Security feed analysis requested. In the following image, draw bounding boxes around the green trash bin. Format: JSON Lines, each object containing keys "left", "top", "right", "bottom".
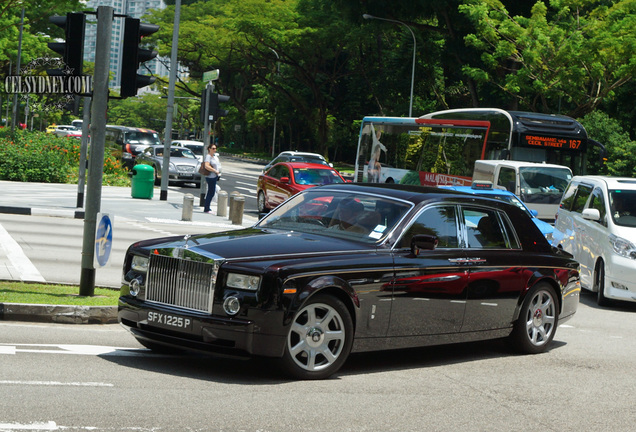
{"left": 131, "top": 164, "right": 154, "bottom": 199}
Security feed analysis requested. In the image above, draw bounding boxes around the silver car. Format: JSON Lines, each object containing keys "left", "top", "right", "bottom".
{"left": 135, "top": 145, "right": 202, "bottom": 187}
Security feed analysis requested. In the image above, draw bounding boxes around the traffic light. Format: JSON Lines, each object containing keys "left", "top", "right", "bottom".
{"left": 120, "top": 17, "right": 159, "bottom": 98}
{"left": 200, "top": 90, "right": 231, "bottom": 123}
{"left": 47, "top": 13, "right": 86, "bottom": 76}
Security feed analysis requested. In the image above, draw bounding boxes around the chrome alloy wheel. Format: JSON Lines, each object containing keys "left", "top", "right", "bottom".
{"left": 287, "top": 302, "right": 347, "bottom": 373}
{"left": 523, "top": 288, "right": 556, "bottom": 347}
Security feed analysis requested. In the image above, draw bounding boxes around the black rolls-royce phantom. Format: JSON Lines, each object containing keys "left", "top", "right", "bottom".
{"left": 118, "top": 183, "right": 580, "bottom": 379}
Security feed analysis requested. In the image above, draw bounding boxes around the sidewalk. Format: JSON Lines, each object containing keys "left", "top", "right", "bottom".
{"left": 0, "top": 180, "right": 259, "bottom": 324}
{"left": 0, "top": 180, "right": 258, "bottom": 226}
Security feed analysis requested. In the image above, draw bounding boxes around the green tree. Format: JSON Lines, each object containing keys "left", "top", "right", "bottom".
{"left": 459, "top": 0, "right": 636, "bottom": 117}
{"left": 579, "top": 111, "right": 636, "bottom": 177}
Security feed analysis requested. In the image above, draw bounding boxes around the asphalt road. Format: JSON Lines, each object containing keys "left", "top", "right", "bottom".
{"left": 1, "top": 292, "right": 635, "bottom": 431}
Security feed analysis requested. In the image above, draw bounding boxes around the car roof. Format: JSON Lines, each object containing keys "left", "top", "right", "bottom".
{"left": 442, "top": 185, "right": 516, "bottom": 197}
{"left": 283, "top": 162, "right": 337, "bottom": 169}
{"left": 570, "top": 175, "right": 636, "bottom": 190}
{"left": 172, "top": 140, "right": 203, "bottom": 146}
{"left": 475, "top": 160, "right": 572, "bottom": 170}
{"left": 314, "top": 182, "right": 510, "bottom": 206}
{"left": 276, "top": 151, "right": 326, "bottom": 159}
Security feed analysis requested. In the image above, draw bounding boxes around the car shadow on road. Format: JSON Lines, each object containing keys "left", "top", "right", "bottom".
{"left": 579, "top": 289, "right": 636, "bottom": 312}
{"left": 99, "top": 336, "right": 566, "bottom": 383}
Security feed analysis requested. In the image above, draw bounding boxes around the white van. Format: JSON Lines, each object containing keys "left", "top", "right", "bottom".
{"left": 552, "top": 176, "right": 636, "bottom": 306}
{"left": 472, "top": 160, "right": 572, "bottom": 221}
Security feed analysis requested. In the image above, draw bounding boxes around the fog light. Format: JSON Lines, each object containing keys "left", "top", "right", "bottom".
{"left": 223, "top": 296, "right": 240, "bottom": 315}
{"left": 129, "top": 277, "right": 141, "bottom": 297}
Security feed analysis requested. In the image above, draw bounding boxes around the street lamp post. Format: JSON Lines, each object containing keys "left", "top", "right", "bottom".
{"left": 363, "top": 14, "right": 416, "bottom": 117}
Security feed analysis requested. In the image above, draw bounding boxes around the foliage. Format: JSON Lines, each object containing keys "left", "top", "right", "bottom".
{"left": 579, "top": 111, "right": 636, "bottom": 177}
{"left": 459, "top": 0, "right": 636, "bottom": 117}
{"left": 1, "top": 0, "right": 635, "bottom": 173}
{"left": 0, "top": 281, "right": 118, "bottom": 306}
{"left": 0, "top": 129, "right": 130, "bottom": 186}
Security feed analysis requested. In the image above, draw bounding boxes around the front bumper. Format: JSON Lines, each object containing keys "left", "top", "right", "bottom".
{"left": 605, "top": 255, "right": 636, "bottom": 303}
{"left": 118, "top": 296, "right": 286, "bottom": 358}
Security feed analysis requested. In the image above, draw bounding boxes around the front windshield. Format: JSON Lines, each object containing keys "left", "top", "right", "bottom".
{"left": 170, "top": 148, "right": 197, "bottom": 159}
{"left": 293, "top": 168, "right": 344, "bottom": 185}
{"left": 610, "top": 190, "right": 636, "bottom": 227}
{"left": 128, "top": 131, "right": 160, "bottom": 145}
{"left": 519, "top": 167, "right": 572, "bottom": 205}
{"left": 258, "top": 190, "right": 412, "bottom": 243}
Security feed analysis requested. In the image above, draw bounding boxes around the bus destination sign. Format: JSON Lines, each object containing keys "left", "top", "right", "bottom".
{"left": 521, "top": 134, "right": 583, "bottom": 151}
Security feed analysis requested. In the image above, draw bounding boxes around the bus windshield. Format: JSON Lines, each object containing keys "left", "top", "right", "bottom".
{"left": 355, "top": 108, "right": 591, "bottom": 187}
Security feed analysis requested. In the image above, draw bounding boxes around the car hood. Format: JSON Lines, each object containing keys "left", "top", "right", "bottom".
{"left": 133, "top": 228, "right": 371, "bottom": 261}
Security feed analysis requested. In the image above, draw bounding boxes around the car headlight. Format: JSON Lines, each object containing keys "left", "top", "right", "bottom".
{"left": 609, "top": 234, "right": 636, "bottom": 259}
{"left": 226, "top": 273, "right": 261, "bottom": 291}
{"left": 131, "top": 255, "right": 149, "bottom": 272}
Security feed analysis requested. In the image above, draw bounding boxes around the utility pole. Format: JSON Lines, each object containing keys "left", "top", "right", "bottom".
{"left": 11, "top": 8, "right": 25, "bottom": 132}
{"left": 160, "top": 0, "right": 181, "bottom": 201}
{"left": 79, "top": 6, "right": 112, "bottom": 296}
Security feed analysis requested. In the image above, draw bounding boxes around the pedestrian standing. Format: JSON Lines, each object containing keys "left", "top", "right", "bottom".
{"left": 203, "top": 144, "right": 221, "bottom": 214}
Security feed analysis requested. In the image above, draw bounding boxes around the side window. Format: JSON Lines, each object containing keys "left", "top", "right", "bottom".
{"left": 268, "top": 166, "right": 281, "bottom": 179}
{"left": 397, "top": 206, "right": 459, "bottom": 249}
{"left": 559, "top": 182, "right": 577, "bottom": 211}
{"left": 463, "top": 208, "right": 509, "bottom": 249}
{"left": 588, "top": 188, "right": 607, "bottom": 226}
{"left": 571, "top": 184, "right": 593, "bottom": 213}
{"left": 497, "top": 167, "right": 516, "bottom": 192}
{"left": 279, "top": 166, "right": 290, "bottom": 179}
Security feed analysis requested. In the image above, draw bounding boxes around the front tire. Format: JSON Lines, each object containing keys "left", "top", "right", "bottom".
{"left": 594, "top": 260, "right": 611, "bottom": 307}
{"left": 280, "top": 294, "right": 353, "bottom": 380}
{"left": 511, "top": 283, "right": 558, "bottom": 354}
{"left": 257, "top": 191, "right": 268, "bottom": 213}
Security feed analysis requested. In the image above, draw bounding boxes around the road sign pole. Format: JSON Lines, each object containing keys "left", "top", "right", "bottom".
{"left": 199, "top": 83, "right": 212, "bottom": 207}
{"left": 160, "top": 0, "right": 181, "bottom": 201}
{"left": 80, "top": 6, "right": 112, "bottom": 297}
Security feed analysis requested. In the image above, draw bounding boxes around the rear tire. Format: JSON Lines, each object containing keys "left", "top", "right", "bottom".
{"left": 279, "top": 294, "right": 353, "bottom": 380}
{"left": 511, "top": 283, "right": 558, "bottom": 354}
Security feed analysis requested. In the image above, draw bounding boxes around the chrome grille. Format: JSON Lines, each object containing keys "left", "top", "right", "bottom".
{"left": 146, "top": 254, "right": 218, "bottom": 313}
{"left": 177, "top": 165, "right": 196, "bottom": 173}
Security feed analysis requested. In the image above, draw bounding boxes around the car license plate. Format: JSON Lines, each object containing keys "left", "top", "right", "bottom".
{"left": 146, "top": 311, "right": 193, "bottom": 331}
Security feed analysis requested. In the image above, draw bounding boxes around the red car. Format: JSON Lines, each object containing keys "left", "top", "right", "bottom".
{"left": 257, "top": 162, "right": 346, "bottom": 213}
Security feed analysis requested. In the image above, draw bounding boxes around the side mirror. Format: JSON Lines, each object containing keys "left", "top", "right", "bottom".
{"left": 410, "top": 234, "right": 438, "bottom": 256}
{"left": 582, "top": 208, "right": 601, "bottom": 221}
{"left": 280, "top": 176, "right": 290, "bottom": 184}
{"left": 530, "top": 209, "right": 538, "bottom": 217}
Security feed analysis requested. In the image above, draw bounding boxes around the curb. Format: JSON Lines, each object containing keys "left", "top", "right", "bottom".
{"left": 0, "top": 205, "right": 84, "bottom": 219}
{"left": 0, "top": 303, "right": 118, "bottom": 324}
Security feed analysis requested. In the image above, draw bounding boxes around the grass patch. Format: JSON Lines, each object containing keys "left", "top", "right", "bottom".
{"left": 0, "top": 281, "right": 119, "bottom": 306}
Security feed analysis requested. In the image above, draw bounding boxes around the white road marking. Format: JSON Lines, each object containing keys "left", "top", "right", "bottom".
{"left": 0, "top": 222, "right": 45, "bottom": 282}
{"left": 235, "top": 186, "right": 257, "bottom": 196}
{"left": 0, "top": 381, "right": 113, "bottom": 387}
{"left": 0, "top": 343, "right": 147, "bottom": 357}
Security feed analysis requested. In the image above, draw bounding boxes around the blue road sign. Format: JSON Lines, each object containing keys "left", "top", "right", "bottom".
{"left": 95, "top": 213, "right": 113, "bottom": 267}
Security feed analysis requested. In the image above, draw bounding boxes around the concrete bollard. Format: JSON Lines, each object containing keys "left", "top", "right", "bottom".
{"left": 228, "top": 191, "right": 241, "bottom": 221}
{"left": 182, "top": 194, "right": 194, "bottom": 221}
{"left": 231, "top": 195, "right": 245, "bottom": 225}
{"left": 217, "top": 191, "right": 228, "bottom": 217}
